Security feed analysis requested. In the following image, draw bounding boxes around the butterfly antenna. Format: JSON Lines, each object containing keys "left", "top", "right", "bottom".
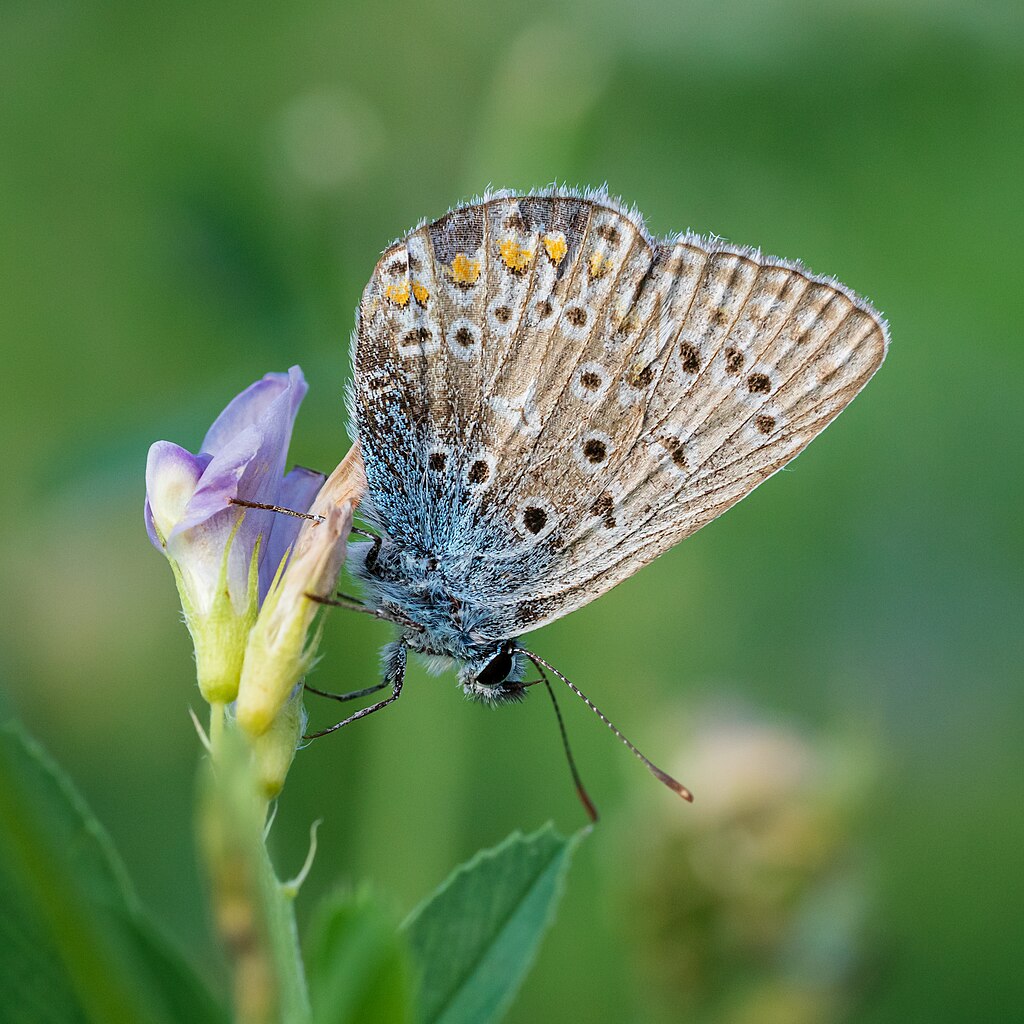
{"left": 229, "top": 497, "right": 323, "bottom": 522}
{"left": 227, "top": 501, "right": 377, "bottom": 540}
{"left": 523, "top": 651, "right": 694, "bottom": 803}
{"left": 532, "top": 661, "right": 599, "bottom": 823}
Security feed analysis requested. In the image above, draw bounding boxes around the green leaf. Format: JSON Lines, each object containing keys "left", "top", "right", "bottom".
{"left": 306, "top": 889, "right": 414, "bottom": 1024}
{"left": 0, "top": 720, "right": 226, "bottom": 1024}
{"left": 403, "top": 824, "right": 582, "bottom": 1024}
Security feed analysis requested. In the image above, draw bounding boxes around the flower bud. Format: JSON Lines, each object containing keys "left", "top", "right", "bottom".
{"left": 236, "top": 448, "right": 366, "bottom": 736}
{"left": 251, "top": 684, "right": 306, "bottom": 800}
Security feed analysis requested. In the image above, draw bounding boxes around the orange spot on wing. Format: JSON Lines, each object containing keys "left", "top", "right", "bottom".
{"left": 449, "top": 253, "right": 481, "bottom": 285}
{"left": 384, "top": 282, "right": 411, "bottom": 306}
{"left": 543, "top": 233, "right": 568, "bottom": 264}
{"left": 499, "top": 238, "right": 534, "bottom": 273}
{"left": 412, "top": 282, "right": 430, "bottom": 306}
{"left": 589, "top": 250, "right": 614, "bottom": 279}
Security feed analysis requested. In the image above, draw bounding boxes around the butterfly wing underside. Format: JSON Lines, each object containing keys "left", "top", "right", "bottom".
{"left": 352, "top": 191, "right": 888, "bottom": 639}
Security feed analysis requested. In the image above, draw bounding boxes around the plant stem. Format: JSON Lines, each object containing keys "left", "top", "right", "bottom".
{"left": 209, "top": 701, "right": 226, "bottom": 758}
{"left": 198, "top": 713, "right": 310, "bottom": 1024}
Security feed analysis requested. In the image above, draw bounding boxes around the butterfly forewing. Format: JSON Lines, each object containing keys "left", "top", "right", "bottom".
{"left": 351, "top": 190, "right": 888, "bottom": 638}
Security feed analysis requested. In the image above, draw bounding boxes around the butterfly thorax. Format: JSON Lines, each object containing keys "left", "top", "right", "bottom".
{"left": 348, "top": 538, "right": 528, "bottom": 703}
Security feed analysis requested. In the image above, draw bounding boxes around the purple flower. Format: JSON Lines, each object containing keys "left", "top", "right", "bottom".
{"left": 145, "top": 366, "right": 324, "bottom": 703}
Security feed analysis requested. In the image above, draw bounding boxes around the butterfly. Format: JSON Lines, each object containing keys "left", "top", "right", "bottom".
{"left": 313, "top": 188, "right": 888, "bottom": 807}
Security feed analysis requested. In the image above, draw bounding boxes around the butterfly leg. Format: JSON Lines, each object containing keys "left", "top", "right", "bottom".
{"left": 306, "top": 591, "right": 422, "bottom": 631}
{"left": 307, "top": 591, "right": 379, "bottom": 616}
{"left": 303, "top": 643, "right": 407, "bottom": 739}
{"left": 304, "top": 679, "right": 390, "bottom": 703}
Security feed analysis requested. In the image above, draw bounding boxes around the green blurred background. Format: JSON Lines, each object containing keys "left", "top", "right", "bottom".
{"left": 2, "top": 1, "right": 1022, "bottom": 1020}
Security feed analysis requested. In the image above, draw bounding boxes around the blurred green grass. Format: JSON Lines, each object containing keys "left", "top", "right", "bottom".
{"left": 2, "top": 1, "right": 1022, "bottom": 1021}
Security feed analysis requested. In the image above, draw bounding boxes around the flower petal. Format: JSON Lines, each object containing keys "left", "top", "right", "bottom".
{"left": 200, "top": 366, "right": 307, "bottom": 457}
{"left": 171, "top": 424, "right": 262, "bottom": 538}
{"left": 171, "top": 366, "right": 309, "bottom": 556}
{"left": 144, "top": 441, "right": 212, "bottom": 549}
{"left": 163, "top": 366, "right": 308, "bottom": 595}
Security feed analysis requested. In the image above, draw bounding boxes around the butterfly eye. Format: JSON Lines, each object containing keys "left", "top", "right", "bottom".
{"left": 476, "top": 650, "right": 513, "bottom": 688}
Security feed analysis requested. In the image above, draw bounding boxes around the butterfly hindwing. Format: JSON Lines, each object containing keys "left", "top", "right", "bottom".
{"left": 498, "top": 250, "right": 887, "bottom": 630}
{"left": 351, "top": 190, "right": 888, "bottom": 639}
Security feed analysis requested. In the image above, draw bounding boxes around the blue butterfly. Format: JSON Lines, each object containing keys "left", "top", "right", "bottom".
{"left": 312, "top": 189, "right": 887, "bottom": 809}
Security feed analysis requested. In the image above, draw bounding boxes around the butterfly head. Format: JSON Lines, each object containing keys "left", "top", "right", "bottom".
{"left": 459, "top": 640, "right": 528, "bottom": 705}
